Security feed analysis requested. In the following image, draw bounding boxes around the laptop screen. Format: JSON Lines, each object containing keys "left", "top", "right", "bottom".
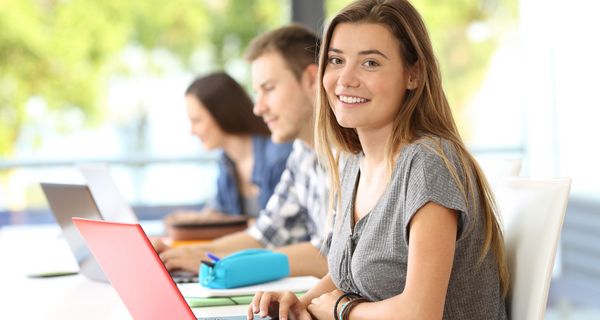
{"left": 40, "top": 183, "right": 107, "bottom": 282}
{"left": 78, "top": 164, "right": 138, "bottom": 223}
{"left": 73, "top": 218, "right": 197, "bottom": 320}
{"left": 40, "top": 184, "right": 102, "bottom": 262}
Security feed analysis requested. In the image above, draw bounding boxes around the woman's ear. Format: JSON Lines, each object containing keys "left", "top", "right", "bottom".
{"left": 407, "top": 65, "right": 419, "bottom": 90}
{"left": 407, "top": 79, "right": 418, "bottom": 90}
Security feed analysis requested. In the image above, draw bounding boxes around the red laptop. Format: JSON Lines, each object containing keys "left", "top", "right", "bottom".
{"left": 72, "top": 218, "right": 262, "bottom": 320}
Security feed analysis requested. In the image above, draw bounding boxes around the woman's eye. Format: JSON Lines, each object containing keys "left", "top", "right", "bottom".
{"left": 328, "top": 57, "right": 342, "bottom": 65}
{"left": 363, "top": 60, "right": 379, "bottom": 67}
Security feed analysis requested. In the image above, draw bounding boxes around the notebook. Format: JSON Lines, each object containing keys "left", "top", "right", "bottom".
{"left": 40, "top": 183, "right": 197, "bottom": 284}
{"left": 72, "top": 218, "right": 266, "bottom": 320}
{"left": 77, "top": 164, "right": 138, "bottom": 224}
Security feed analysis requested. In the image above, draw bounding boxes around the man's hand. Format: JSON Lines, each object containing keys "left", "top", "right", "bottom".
{"left": 150, "top": 237, "right": 170, "bottom": 254}
{"left": 159, "top": 245, "right": 211, "bottom": 273}
{"left": 158, "top": 231, "right": 262, "bottom": 274}
{"left": 165, "top": 210, "right": 246, "bottom": 226}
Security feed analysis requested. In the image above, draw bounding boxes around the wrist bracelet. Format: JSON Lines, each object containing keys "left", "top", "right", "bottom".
{"left": 338, "top": 300, "right": 352, "bottom": 320}
{"left": 333, "top": 292, "right": 361, "bottom": 320}
{"left": 341, "top": 297, "right": 369, "bottom": 320}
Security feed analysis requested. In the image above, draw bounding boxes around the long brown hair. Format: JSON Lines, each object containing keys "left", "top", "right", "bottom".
{"left": 315, "top": 0, "right": 509, "bottom": 296}
{"left": 186, "top": 72, "right": 269, "bottom": 136}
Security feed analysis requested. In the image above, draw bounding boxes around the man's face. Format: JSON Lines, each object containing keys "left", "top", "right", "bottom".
{"left": 251, "top": 51, "right": 314, "bottom": 143}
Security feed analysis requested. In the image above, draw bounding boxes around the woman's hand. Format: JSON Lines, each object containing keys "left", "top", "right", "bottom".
{"left": 248, "top": 291, "right": 312, "bottom": 320}
{"left": 307, "top": 290, "right": 345, "bottom": 320}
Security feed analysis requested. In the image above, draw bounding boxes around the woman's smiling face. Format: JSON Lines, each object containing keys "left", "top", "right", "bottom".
{"left": 323, "top": 22, "right": 416, "bottom": 131}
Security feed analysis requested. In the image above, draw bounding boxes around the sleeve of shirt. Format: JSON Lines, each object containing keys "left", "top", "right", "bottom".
{"left": 320, "top": 231, "right": 333, "bottom": 256}
{"left": 212, "top": 154, "right": 241, "bottom": 215}
{"left": 403, "top": 141, "right": 469, "bottom": 244}
{"left": 212, "top": 174, "right": 227, "bottom": 213}
{"left": 247, "top": 146, "right": 312, "bottom": 248}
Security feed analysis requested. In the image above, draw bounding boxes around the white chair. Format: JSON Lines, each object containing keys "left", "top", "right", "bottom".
{"left": 495, "top": 177, "right": 571, "bottom": 320}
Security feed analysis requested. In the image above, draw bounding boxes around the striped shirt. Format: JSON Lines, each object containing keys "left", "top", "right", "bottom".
{"left": 247, "top": 140, "right": 328, "bottom": 249}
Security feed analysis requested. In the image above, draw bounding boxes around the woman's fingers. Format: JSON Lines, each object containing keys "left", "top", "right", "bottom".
{"left": 259, "top": 291, "right": 274, "bottom": 318}
{"left": 250, "top": 291, "right": 264, "bottom": 315}
{"left": 249, "top": 291, "right": 304, "bottom": 320}
{"left": 280, "top": 291, "right": 304, "bottom": 320}
{"left": 295, "top": 308, "right": 313, "bottom": 320}
{"left": 278, "top": 292, "right": 292, "bottom": 320}
{"left": 247, "top": 303, "right": 256, "bottom": 320}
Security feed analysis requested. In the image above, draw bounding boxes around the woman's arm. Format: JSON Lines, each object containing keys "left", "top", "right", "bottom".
{"left": 346, "top": 202, "right": 458, "bottom": 320}
{"left": 299, "top": 273, "right": 337, "bottom": 306}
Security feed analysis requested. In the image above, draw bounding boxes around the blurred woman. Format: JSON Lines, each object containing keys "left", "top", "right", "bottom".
{"left": 168, "top": 72, "right": 292, "bottom": 226}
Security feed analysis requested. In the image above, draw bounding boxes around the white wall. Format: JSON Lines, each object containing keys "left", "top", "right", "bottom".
{"left": 520, "top": 0, "right": 600, "bottom": 199}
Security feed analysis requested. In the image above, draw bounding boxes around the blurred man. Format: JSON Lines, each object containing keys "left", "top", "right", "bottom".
{"left": 156, "top": 24, "right": 328, "bottom": 277}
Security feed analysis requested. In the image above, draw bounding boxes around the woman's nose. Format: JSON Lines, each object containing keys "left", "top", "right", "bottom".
{"left": 338, "top": 66, "right": 359, "bottom": 88}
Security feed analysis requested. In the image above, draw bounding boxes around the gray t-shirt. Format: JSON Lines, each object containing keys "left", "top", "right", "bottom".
{"left": 325, "top": 137, "right": 507, "bottom": 319}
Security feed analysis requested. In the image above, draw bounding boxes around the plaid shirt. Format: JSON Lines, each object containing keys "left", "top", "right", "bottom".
{"left": 247, "top": 140, "right": 328, "bottom": 249}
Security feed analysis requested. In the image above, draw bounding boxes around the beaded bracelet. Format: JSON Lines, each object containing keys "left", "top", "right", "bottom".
{"left": 341, "top": 297, "right": 369, "bottom": 320}
{"left": 333, "top": 292, "right": 361, "bottom": 320}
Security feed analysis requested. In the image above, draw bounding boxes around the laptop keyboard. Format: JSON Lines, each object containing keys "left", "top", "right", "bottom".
{"left": 171, "top": 270, "right": 199, "bottom": 283}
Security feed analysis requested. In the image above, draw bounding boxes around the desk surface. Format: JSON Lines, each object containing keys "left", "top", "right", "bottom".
{"left": 0, "top": 224, "right": 251, "bottom": 319}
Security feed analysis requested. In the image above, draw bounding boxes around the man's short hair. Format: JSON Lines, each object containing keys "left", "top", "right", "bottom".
{"left": 245, "top": 24, "right": 321, "bottom": 80}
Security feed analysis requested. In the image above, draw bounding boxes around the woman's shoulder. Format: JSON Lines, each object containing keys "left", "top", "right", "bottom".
{"left": 402, "top": 136, "right": 460, "bottom": 163}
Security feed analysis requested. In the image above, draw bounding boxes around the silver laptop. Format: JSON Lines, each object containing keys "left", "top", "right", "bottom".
{"left": 40, "top": 183, "right": 197, "bottom": 283}
{"left": 77, "top": 164, "right": 138, "bottom": 223}
{"left": 40, "top": 183, "right": 111, "bottom": 282}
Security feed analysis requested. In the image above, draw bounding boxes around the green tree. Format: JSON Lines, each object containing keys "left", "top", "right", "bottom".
{"left": 0, "top": 0, "right": 284, "bottom": 157}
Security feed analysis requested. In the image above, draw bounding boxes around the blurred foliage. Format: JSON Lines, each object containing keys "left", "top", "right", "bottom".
{"left": 0, "top": 0, "right": 284, "bottom": 156}
{"left": 0, "top": 0, "right": 519, "bottom": 157}
{"left": 326, "top": 0, "right": 518, "bottom": 137}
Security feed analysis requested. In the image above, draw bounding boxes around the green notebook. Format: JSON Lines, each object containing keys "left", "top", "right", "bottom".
{"left": 229, "top": 295, "right": 254, "bottom": 305}
{"left": 187, "top": 292, "right": 304, "bottom": 308}
{"left": 185, "top": 297, "right": 236, "bottom": 308}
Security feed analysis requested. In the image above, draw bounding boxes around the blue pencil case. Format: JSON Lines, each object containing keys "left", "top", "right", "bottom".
{"left": 199, "top": 249, "right": 290, "bottom": 289}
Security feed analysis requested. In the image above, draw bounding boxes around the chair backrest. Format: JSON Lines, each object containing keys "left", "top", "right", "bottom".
{"left": 495, "top": 177, "right": 571, "bottom": 320}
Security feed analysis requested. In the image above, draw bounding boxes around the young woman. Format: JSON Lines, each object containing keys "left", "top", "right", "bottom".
{"left": 168, "top": 72, "right": 292, "bottom": 224}
{"left": 248, "top": 1, "right": 508, "bottom": 319}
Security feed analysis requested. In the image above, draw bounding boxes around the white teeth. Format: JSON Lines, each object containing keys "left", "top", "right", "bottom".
{"left": 339, "top": 95, "right": 367, "bottom": 104}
